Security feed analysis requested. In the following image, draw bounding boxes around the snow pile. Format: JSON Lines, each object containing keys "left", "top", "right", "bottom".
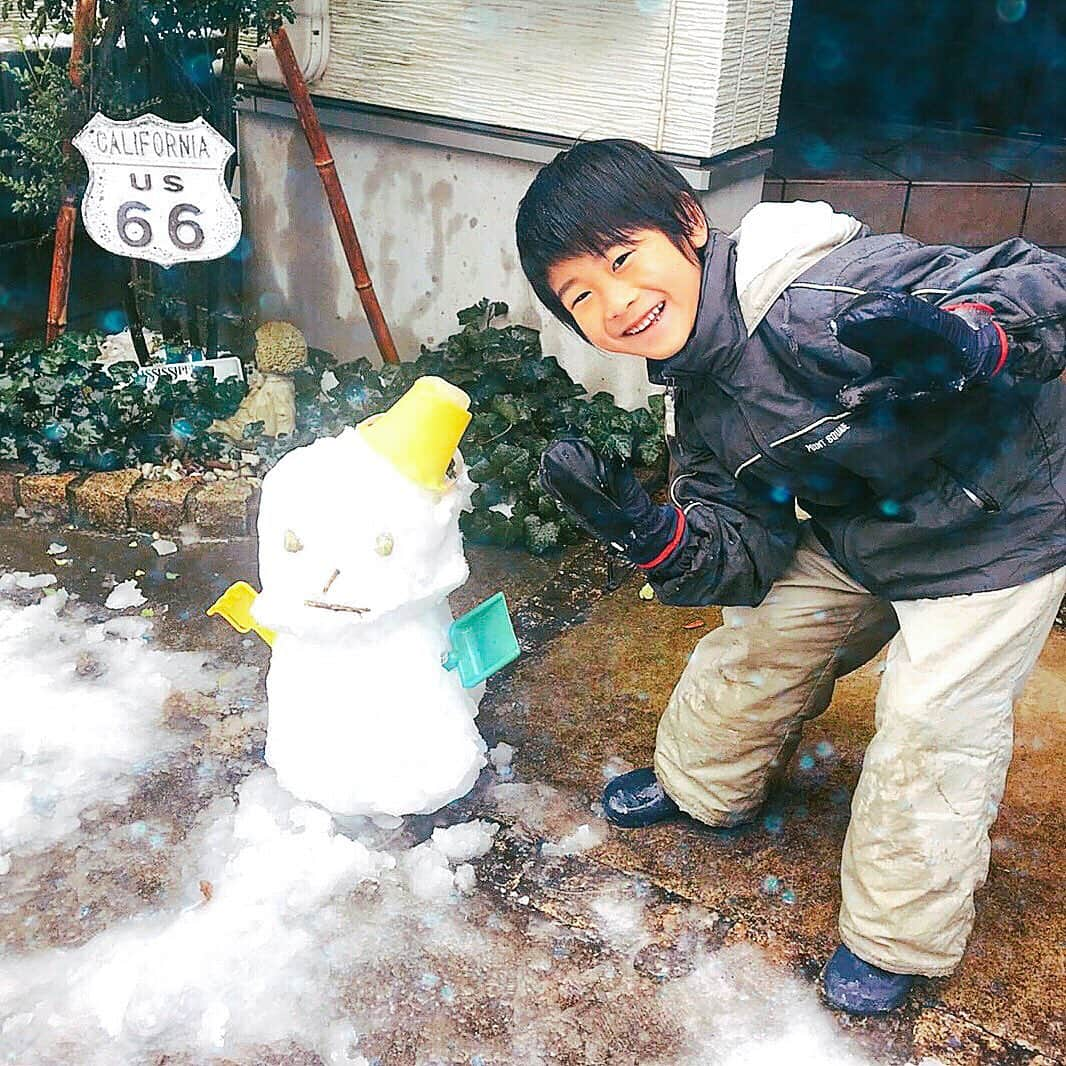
{"left": 401, "top": 820, "right": 498, "bottom": 900}
{"left": 0, "top": 571, "right": 57, "bottom": 591}
{"left": 589, "top": 888, "right": 655, "bottom": 957}
{"left": 0, "top": 590, "right": 212, "bottom": 859}
{"left": 430, "top": 819, "right": 499, "bottom": 863}
{"left": 488, "top": 741, "right": 514, "bottom": 774}
{"left": 252, "top": 426, "right": 486, "bottom": 818}
{"left": 95, "top": 327, "right": 163, "bottom": 369}
{"left": 0, "top": 772, "right": 392, "bottom": 1064}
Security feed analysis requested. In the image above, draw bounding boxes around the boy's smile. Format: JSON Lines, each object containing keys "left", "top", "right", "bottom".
{"left": 547, "top": 215, "right": 709, "bottom": 361}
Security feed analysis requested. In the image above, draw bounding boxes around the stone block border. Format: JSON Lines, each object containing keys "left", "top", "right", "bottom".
{"left": 0, "top": 465, "right": 259, "bottom": 537}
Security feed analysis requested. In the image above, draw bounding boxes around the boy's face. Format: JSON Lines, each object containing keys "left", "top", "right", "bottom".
{"left": 546, "top": 215, "right": 709, "bottom": 360}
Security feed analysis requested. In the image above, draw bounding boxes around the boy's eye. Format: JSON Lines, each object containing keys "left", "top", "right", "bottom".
{"left": 572, "top": 292, "right": 589, "bottom": 308}
{"left": 612, "top": 252, "right": 632, "bottom": 270}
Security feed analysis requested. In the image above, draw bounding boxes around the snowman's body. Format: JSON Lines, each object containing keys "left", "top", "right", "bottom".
{"left": 251, "top": 427, "right": 486, "bottom": 817}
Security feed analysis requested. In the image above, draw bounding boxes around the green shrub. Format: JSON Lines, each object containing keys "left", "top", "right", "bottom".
{"left": 1, "top": 300, "right": 667, "bottom": 555}
{"left": 0, "top": 330, "right": 245, "bottom": 473}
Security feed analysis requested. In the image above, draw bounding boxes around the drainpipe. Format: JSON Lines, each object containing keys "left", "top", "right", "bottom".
{"left": 267, "top": 21, "right": 400, "bottom": 364}
{"left": 45, "top": 0, "right": 96, "bottom": 344}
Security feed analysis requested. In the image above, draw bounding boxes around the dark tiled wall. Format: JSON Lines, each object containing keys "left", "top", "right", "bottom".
{"left": 762, "top": 120, "right": 1066, "bottom": 247}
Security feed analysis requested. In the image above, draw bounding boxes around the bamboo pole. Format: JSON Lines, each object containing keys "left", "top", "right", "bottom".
{"left": 205, "top": 19, "right": 241, "bottom": 359}
{"left": 45, "top": 0, "right": 97, "bottom": 343}
{"left": 268, "top": 22, "right": 400, "bottom": 364}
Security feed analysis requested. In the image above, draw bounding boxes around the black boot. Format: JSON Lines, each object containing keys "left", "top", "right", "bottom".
{"left": 602, "top": 768, "right": 680, "bottom": 828}
{"left": 821, "top": 945, "right": 915, "bottom": 1014}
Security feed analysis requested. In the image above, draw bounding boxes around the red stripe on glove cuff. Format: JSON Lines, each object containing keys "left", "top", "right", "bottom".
{"left": 990, "top": 320, "right": 1009, "bottom": 376}
{"left": 943, "top": 302, "right": 1010, "bottom": 377}
{"left": 637, "top": 507, "right": 686, "bottom": 570}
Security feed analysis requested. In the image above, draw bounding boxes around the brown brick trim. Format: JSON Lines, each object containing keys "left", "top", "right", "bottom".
{"left": 0, "top": 466, "right": 259, "bottom": 538}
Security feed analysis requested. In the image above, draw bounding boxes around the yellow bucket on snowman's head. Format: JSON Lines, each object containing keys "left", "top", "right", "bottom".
{"left": 358, "top": 376, "right": 471, "bottom": 491}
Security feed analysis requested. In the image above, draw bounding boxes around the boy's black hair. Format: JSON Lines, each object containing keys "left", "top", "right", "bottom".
{"left": 515, "top": 138, "right": 706, "bottom": 340}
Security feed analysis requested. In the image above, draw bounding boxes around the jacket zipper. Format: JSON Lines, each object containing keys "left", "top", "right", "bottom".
{"left": 933, "top": 460, "right": 1001, "bottom": 514}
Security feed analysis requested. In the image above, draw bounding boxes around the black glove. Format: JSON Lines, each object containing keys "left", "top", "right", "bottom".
{"left": 539, "top": 437, "right": 685, "bottom": 568}
{"left": 833, "top": 291, "right": 1009, "bottom": 408}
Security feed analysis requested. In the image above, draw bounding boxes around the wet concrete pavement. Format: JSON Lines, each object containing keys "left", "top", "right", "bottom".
{"left": 1, "top": 520, "right": 1063, "bottom": 1065}
{"left": 482, "top": 558, "right": 1066, "bottom": 1065}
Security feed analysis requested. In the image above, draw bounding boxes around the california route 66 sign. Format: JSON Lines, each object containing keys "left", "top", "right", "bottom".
{"left": 73, "top": 113, "right": 242, "bottom": 267}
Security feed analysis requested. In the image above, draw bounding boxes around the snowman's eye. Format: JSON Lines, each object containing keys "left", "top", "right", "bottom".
{"left": 283, "top": 530, "right": 304, "bottom": 552}
{"left": 375, "top": 533, "right": 394, "bottom": 557}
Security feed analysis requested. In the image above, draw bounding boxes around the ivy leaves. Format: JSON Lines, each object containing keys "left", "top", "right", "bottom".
{"left": 2, "top": 298, "right": 668, "bottom": 557}
{"left": 0, "top": 330, "right": 246, "bottom": 471}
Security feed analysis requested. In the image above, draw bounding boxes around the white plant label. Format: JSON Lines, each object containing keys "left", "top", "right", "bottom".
{"left": 73, "top": 112, "right": 242, "bottom": 267}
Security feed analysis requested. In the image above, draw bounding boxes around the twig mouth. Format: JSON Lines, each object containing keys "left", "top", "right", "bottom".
{"left": 303, "top": 599, "right": 369, "bottom": 614}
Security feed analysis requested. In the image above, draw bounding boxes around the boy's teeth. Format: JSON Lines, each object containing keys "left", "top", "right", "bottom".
{"left": 625, "top": 302, "right": 664, "bottom": 335}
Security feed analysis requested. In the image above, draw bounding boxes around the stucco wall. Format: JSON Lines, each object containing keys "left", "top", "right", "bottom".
{"left": 238, "top": 109, "right": 766, "bottom": 410}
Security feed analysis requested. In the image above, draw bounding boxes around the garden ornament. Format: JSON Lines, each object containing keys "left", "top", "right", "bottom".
{"left": 210, "top": 320, "right": 307, "bottom": 440}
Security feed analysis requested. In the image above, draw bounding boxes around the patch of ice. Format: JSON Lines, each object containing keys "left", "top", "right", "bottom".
{"left": 105, "top": 580, "right": 146, "bottom": 610}
{"left": 541, "top": 822, "right": 606, "bottom": 857}
{"left": 46, "top": 542, "right": 68, "bottom": 556}
{"left": 488, "top": 741, "right": 514, "bottom": 772}
{"left": 488, "top": 501, "right": 514, "bottom": 518}
{"left": 177, "top": 521, "right": 203, "bottom": 546}
{"left": 589, "top": 888, "right": 653, "bottom": 956}
{"left": 15, "top": 572, "right": 57, "bottom": 590}
{"left": 666, "top": 943, "right": 876, "bottom": 1065}
{"left": 150, "top": 539, "right": 178, "bottom": 557}
{"left": 490, "top": 780, "right": 602, "bottom": 843}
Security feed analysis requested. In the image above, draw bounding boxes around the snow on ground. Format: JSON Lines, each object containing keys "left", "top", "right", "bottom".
{"left": 0, "top": 580, "right": 909, "bottom": 1065}
{"left": 0, "top": 580, "right": 216, "bottom": 858}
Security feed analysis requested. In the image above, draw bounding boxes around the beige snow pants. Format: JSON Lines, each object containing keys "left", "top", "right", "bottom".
{"left": 654, "top": 525, "right": 1066, "bottom": 976}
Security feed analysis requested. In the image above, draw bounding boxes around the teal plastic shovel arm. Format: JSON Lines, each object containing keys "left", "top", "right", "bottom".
{"left": 443, "top": 592, "right": 520, "bottom": 688}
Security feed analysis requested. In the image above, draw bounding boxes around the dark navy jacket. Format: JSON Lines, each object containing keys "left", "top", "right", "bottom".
{"left": 646, "top": 229, "right": 1066, "bottom": 604}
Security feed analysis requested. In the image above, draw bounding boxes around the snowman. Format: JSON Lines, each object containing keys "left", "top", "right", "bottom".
{"left": 248, "top": 377, "right": 492, "bottom": 819}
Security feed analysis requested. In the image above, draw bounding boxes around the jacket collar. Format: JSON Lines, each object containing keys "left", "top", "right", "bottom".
{"left": 645, "top": 230, "right": 748, "bottom": 386}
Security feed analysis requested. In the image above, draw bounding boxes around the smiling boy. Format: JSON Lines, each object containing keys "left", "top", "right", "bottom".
{"left": 515, "top": 138, "right": 1066, "bottom": 1013}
